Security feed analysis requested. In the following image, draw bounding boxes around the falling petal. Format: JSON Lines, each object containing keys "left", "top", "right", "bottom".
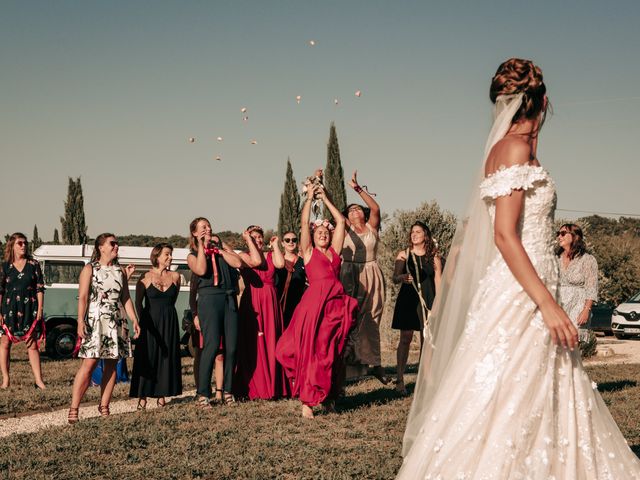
{"left": 250, "top": 139, "right": 257, "bottom": 145}
{"left": 308, "top": 40, "right": 316, "bottom": 46}
{"left": 188, "top": 137, "right": 195, "bottom": 143}
{"left": 217, "top": 136, "right": 223, "bottom": 142}
{"left": 355, "top": 90, "right": 361, "bottom": 97}
{"left": 215, "top": 155, "right": 222, "bottom": 161}
{"left": 296, "top": 95, "right": 302, "bottom": 104}
{"left": 241, "top": 107, "right": 247, "bottom": 113}
{"left": 242, "top": 116, "right": 249, "bottom": 122}
{"left": 334, "top": 98, "right": 339, "bottom": 105}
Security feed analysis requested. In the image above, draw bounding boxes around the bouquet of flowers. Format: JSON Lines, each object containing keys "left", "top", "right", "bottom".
{"left": 302, "top": 169, "right": 324, "bottom": 221}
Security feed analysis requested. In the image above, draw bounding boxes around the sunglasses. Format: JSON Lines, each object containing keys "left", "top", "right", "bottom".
{"left": 109, "top": 240, "right": 119, "bottom": 247}
{"left": 283, "top": 237, "right": 298, "bottom": 244}
{"left": 15, "top": 240, "right": 27, "bottom": 246}
{"left": 556, "top": 231, "right": 570, "bottom": 237}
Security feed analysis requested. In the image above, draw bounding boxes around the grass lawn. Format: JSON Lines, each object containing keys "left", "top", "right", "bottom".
{"left": 1, "top": 345, "right": 639, "bottom": 479}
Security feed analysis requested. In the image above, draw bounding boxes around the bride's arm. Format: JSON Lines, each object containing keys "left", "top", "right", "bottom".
{"left": 493, "top": 148, "right": 578, "bottom": 350}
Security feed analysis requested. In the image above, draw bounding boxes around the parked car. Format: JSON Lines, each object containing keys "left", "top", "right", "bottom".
{"left": 586, "top": 302, "right": 614, "bottom": 336}
{"left": 611, "top": 291, "right": 640, "bottom": 339}
{"left": 34, "top": 244, "right": 193, "bottom": 359}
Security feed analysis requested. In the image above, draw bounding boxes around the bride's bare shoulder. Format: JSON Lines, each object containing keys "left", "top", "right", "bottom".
{"left": 485, "top": 136, "right": 531, "bottom": 177}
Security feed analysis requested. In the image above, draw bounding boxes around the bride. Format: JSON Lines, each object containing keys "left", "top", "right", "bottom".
{"left": 397, "top": 58, "right": 640, "bottom": 479}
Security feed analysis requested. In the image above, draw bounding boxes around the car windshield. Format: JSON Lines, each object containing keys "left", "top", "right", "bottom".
{"left": 628, "top": 291, "right": 640, "bottom": 303}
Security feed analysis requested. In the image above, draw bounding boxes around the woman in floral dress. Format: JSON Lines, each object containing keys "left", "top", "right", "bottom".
{"left": 556, "top": 223, "right": 598, "bottom": 336}
{"left": 68, "top": 233, "right": 140, "bottom": 423}
{"left": 0, "top": 233, "right": 46, "bottom": 389}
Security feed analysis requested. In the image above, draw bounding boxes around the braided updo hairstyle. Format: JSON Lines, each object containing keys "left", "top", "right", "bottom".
{"left": 490, "top": 58, "right": 548, "bottom": 124}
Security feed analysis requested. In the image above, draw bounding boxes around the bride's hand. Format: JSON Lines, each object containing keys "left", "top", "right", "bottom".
{"left": 540, "top": 302, "right": 578, "bottom": 350}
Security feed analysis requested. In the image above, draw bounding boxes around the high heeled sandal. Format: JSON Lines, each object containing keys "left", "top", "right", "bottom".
{"left": 212, "top": 388, "right": 224, "bottom": 404}
{"left": 223, "top": 392, "right": 236, "bottom": 405}
{"left": 137, "top": 399, "right": 147, "bottom": 411}
{"left": 369, "top": 366, "right": 390, "bottom": 385}
{"left": 98, "top": 404, "right": 110, "bottom": 416}
{"left": 156, "top": 398, "right": 166, "bottom": 408}
{"left": 195, "top": 396, "right": 213, "bottom": 410}
{"left": 68, "top": 407, "right": 79, "bottom": 424}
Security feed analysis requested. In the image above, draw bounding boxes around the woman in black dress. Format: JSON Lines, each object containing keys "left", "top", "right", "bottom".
{"left": 275, "top": 231, "right": 307, "bottom": 329}
{"left": 130, "top": 243, "right": 183, "bottom": 408}
{"left": 391, "top": 222, "right": 442, "bottom": 395}
{"left": 0, "top": 233, "right": 46, "bottom": 389}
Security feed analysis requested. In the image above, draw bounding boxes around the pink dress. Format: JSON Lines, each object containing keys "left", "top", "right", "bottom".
{"left": 234, "top": 252, "right": 289, "bottom": 399}
{"left": 275, "top": 247, "right": 357, "bottom": 406}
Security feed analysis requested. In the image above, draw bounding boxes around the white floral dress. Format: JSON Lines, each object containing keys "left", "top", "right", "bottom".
{"left": 78, "top": 262, "right": 132, "bottom": 359}
{"left": 558, "top": 253, "right": 598, "bottom": 327}
{"left": 397, "top": 165, "right": 640, "bottom": 479}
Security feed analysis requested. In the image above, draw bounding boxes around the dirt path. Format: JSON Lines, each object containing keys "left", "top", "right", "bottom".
{"left": 586, "top": 337, "right": 640, "bottom": 365}
{"left": 0, "top": 390, "right": 197, "bottom": 439}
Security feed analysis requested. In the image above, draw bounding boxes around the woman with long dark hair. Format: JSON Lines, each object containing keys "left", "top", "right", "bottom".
{"left": 276, "top": 181, "right": 357, "bottom": 418}
{"left": 0, "top": 233, "right": 46, "bottom": 389}
{"left": 68, "top": 233, "right": 140, "bottom": 423}
{"left": 234, "top": 225, "right": 289, "bottom": 400}
{"left": 275, "top": 231, "right": 307, "bottom": 330}
{"left": 391, "top": 221, "right": 442, "bottom": 395}
{"left": 130, "top": 243, "right": 183, "bottom": 408}
{"left": 187, "top": 218, "right": 243, "bottom": 408}
{"left": 556, "top": 223, "right": 598, "bottom": 330}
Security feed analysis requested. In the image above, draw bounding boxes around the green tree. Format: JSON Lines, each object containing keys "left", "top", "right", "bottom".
{"left": 53, "top": 229, "right": 60, "bottom": 245}
{"left": 32, "top": 225, "right": 42, "bottom": 253}
{"left": 277, "top": 158, "right": 301, "bottom": 236}
{"left": 323, "top": 122, "right": 347, "bottom": 219}
{"left": 60, "top": 177, "right": 87, "bottom": 245}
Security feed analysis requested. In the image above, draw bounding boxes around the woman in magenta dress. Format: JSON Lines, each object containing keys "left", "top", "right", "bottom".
{"left": 276, "top": 181, "right": 357, "bottom": 418}
{"left": 234, "top": 226, "right": 289, "bottom": 400}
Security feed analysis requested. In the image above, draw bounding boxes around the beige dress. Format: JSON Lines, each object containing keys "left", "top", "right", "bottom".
{"left": 340, "top": 224, "right": 385, "bottom": 367}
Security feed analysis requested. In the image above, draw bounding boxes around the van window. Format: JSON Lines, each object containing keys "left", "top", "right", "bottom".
{"left": 176, "top": 264, "right": 192, "bottom": 287}
{"left": 43, "top": 261, "right": 85, "bottom": 285}
{"left": 127, "top": 264, "right": 153, "bottom": 286}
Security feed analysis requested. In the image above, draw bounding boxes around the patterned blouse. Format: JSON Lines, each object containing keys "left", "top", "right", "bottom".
{"left": 558, "top": 253, "right": 598, "bottom": 327}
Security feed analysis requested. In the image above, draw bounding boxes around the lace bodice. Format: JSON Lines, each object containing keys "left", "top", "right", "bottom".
{"left": 480, "top": 164, "right": 557, "bottom": 259}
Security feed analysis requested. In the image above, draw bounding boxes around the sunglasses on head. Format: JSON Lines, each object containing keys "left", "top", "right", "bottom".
{"left": 109, "top": 240, "right": 119, "bottom": 247}
{"left": 283, "top": 237, "right": 298, "bottom": 244}
{"left": 556, "top": 231, "right": 570, "bottom": 237}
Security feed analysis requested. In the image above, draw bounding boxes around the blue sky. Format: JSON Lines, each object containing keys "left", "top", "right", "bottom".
{"left": 1, "top": 0, "right": 639, "bottom": 240}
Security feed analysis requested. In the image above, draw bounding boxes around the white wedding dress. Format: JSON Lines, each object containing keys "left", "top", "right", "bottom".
{"left": 397, "top": 164, "right": 640, "bottom": 479}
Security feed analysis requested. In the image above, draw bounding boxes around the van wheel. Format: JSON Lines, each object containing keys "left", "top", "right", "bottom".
{"left": 614, "top": 333, "right": 629, "bottom": 340}
{"left": 47, "top": 324, "right": 77, "bottom": 359}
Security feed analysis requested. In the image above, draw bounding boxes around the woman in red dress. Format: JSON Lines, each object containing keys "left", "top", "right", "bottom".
{"left": 276, "top": 182, "right": 357, "bottom": 418}
{"left": 234, "top": 226, "right": 289, "bottom": 400}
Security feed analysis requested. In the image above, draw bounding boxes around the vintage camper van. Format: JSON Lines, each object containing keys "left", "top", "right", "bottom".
{"left": 33, "top": 245, "right": 193, "bottom": 359}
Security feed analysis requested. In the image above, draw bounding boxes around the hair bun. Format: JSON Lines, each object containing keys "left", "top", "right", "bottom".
{"left": 490, "top": 58, "right": 547, "bottom": 122}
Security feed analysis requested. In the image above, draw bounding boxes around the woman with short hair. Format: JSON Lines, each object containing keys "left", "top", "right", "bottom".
{"left": 0, "top": 233, "right": 46, "bottom": 389}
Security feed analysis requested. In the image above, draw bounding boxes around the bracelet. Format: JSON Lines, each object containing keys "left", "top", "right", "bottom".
{"left": 354, "top": 185, "right": 363, "bottom": 194}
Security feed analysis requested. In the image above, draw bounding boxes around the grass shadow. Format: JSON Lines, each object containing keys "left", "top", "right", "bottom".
{"left": 339, "top": 381, "right": 416, "bottom": 412}
{"left": 597, "top": 380, "right": 637, "bottom": 393}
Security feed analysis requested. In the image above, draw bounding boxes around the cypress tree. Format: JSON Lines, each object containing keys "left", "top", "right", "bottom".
{"left": 53, "top": 229, "right": 60, "bottom": 245}
{"left": 60, "top": 177, "right": 88, "bottom": 245}
{"left": 32, "top": 225, "right": 42, "bottom": 252}
{"left": 277, "top": 158, "right": 302, "bottom": 236}
{"left": 323, "top": 122, "right": 347, "bottom": 219}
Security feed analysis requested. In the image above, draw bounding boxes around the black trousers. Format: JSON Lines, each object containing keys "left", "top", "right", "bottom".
{"left": 196, "top": 292, "right": 238, "bottom": 397}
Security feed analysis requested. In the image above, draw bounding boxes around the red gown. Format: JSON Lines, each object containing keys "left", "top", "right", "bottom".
{"left": 235, "top": 253, "right": 289, "bottom": 399}
{"left": 275, "top": 247, "right": 357, "bottom": 406}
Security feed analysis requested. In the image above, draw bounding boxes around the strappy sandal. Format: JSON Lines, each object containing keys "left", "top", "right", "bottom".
{"left": 223, "top": 392, "right": 236, "bottom": 405}
{"left": 98, "top": 404, "right": 110, "bottom": 417}
{"left": 68, "top": 407, "right": 79, "bottom": 424}
{"left": 156, "top": 398, "right": 166, "bottom": 408}
{"left": 212, "top": 388, "right": 224, "bottom": 405}
{"left": 195, "top": 396, "right": 213, "bottom": 410}
{"left": 137, "top": 399, "right": 147, "bottom": 411}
